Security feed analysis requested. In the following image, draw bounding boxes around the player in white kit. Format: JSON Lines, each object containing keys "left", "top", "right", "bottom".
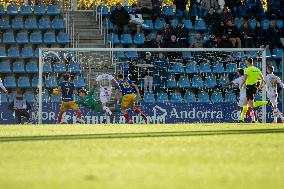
{"left": 96, "top": 66, "right": 116, "bottom": 123}
{"left": 265, "top": 65, "right": 284, "bottom": 123}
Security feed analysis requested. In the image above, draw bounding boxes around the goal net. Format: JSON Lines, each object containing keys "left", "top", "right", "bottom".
{"left": 35, "top": 47, "right": 272, "bottom": 124}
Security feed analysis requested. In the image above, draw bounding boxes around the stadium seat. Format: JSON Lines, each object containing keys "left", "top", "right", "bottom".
{"left": 198, "top": 91, "right": 210, "bottom": 102}
{"left": 57, "top": 32, "right": 70, "bottom": 44}
{"left": 45, "top": 76, "right": 58, "bottom": 88}
{"left": 124, "top": 6, "right": 132, "bottom": 12}
{"left": 218, "top": 77, "right": 230, "bottom": 87}
{"left": 183, "top": 19, "right": 193, "bottom": 30}
{"left": 34, "top": 5, "right": 46, "bottom": 16}
{"left": 125, "top": 51, "right": 138, "bottom": 59}
{"left": 3, "top": 31, "right": 15, "bottom": 44}
{"left": 68, "top": 61, "right": 80, "bottom": 73}
{"left": 226, "top": 63, "right": 237, "bottom": 74}
{"left": 205, "top": 77, "right": 217, "bottom": 89}
{"left": 213, "top": 63, "right": 224, "bottom": 74}
{"left": 154, "top": 19, "right": 166, "bottom": 30}
{"left": 121, "top": 34, "right": 133, "bottom": 45}
{"left": 239, "top": 62, "right": 246, "bottom": 69}
{"left": 47, "top": 5, "right": 60, "bottom": 16}
{"left": 134, "top": 34, "right": 145, "bottom": 45}
{"left": 16, "top": 31, "right": 29, "bottom": 44}
{"left": 177, "top": 77, "right": 190, "bottom": 89}
{"left": 194, "top": 19, "right": 207, "bottom": 30}
{"left": 182, "top": 52, "right": 192, "bottom": 59}
{"left": 74, "top": 76, "right": 86, "bottom": 88}
{"left": 51, "top": 18, "right": 65, "bottom": 29}
{"left": 31, "top": 76, "right": 38, "bottom": 87}
{"left": 20, "top": 5, "right": 32, "bottom": 15}
{"left": 189, "top": 34, "right": 196, "bottom": 44}
{"left": 38, "top": 17, "right": 51, "bottom": 30}
{"left": 156, "top": 93, "right": 169, "bottom": 102}
{"left": 171, "top": 92, "right": 183, "bottom": 103}
{"left": 143, "top": 92, "right": 155, "bottom": 103}
{"left": 26, "top": 61, "right": 38, "bottom": 73}
{"left": 266, "top": 48, "right": 272, "bottom": 58}
{"left": 185, "top": 62, "right": 198, "bottom": 74}
{"left": 4, "top": 76, "right": 17, "bottom": 88}
{"left": 11, "top": 17, "right": 24, "bottom": 29}
{"left": 184, "top": 92, "right": 196, "bottom": 103}
{"left": 162, "top": 6, "right": 175, "bottom": 17}
{"left": 0, "top": 61, "right": 11, "bottom": 73}
{"left": 7, "top": 4, "right": 18, "bottom": 15}
{"left": 232, "top": 51, "right": 245, "bottom": 59}
{"left": 171, "top": 19, "right": 178, "bottom": 28}
{"left": 30, "top": 32, "right": 42, "bottom": 44}
{"left": 169, "top": 63, "right": 184, "bottom": 74}
{"left": 17, "top": 76, "right": 30, "bottom": 88}
{"left": 0, "top": 94, "right": 8, "bottom": 103}
{"left": 255, "top": 93, "right": 262, "bottom": 101}
{"left": 113, "top": 51, "right": 125, "bottom": 59}
{"left": 108, "top": 33, "right": 120, "bottom": 45}
{"left": 248, "top": 19, "right": 257, "bottom": 29}
{"left": 0, "top": 17, "right": 10, "bottom": 29}
{"left": 43, "top": 31, "right": 56, "bottom": 44}
{"left": 167, "top": 77, "right": 177, "bottom": 88}
{"left": 235, "top": 18, "right": 243, "bottom": 28}
{"left": 109, "top": 5, "right": 115, "bottom": 13}
{"left": 24, "top": 16, "right": 38, "bottom": 30}
{"left": 8, "top": 91, "right": 17, "bottom": 101}
{"left": 43, "top": 62, "right": 53, "bottom": 73}
{"left": 100, "top": 6, "right": 109, "bottom": 17}
{"left": 224, "top": 92, "right": 237, "bottom": 102}
{"left": 142, "top": 20, "right": 154, "bottom": 30}
{"left": 22, "top": 47, "right": 34, "bottom": 58}
{"left": 192, "top": 76, "right": 203, "bottom": 89}
{"left": 272, "top": 49, "right": 283, "bottom": 59}
{"left": 50, "top": 94, "right": 61, "bottom": 102}
{"left": 0, "top": 5, "right": 4, "bottom": 15}
{"left": 246, "top": 51, "right": 258, "bottom": 58}
{"left": 106, "top": 20, "right": 113, "bottom": 30}
{"left": 0, "top": 46, "right": 6, "bottom": 57}
{"left": 211, "top": 92, "right": 223, "bottom": 103}
{"left": 199, "top": 63, "right": 211, "bottom": 74}
{"left": 13, "top": 61, "right": 25, "bottom": 73}
{"left": 279, "top": 63, "right": 282, "bottom": 73}
{"left": 8, "top": 47, "right": 20, "bottom": 58}
{"left": 54, "top": 62, "right": 66, "bottom": 73}
{"left": 276, "top": 20, "right": 283, "bottom": 28}
{"left": 23, "top": 91, "right": 35, "bottom": 102}
{"left": 261, "top": 19, "right": 269, "bottom": 30}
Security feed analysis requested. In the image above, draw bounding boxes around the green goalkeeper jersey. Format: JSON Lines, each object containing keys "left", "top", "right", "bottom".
{"left": 76, "top": 87, "right": 102, "bottom": 112}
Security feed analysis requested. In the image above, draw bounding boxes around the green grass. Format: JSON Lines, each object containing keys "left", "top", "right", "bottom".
{"left": 0, "top": 124, "right": 284, "bottom": 189}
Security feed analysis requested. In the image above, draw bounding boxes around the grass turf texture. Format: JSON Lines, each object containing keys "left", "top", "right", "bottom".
{"left": 0, "top": 124, "right": 284, "bottom": 189}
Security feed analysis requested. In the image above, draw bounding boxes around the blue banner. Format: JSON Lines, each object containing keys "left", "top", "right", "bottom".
{"left": 0, "top": 102, "right": 277, "bottom": 124}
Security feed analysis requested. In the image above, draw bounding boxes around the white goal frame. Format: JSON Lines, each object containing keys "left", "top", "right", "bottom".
{"left": 38, "top": 47, "right": 267, "bottom": 124}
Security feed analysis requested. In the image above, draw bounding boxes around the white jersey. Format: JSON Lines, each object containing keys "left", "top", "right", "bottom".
{"left": 96, "top": 74, "right": 114, "bottom": 104}
{"left": 265, "top": 73, "right": 284, "bottom": 96}
{"left": 232, "top": 76, "right": 246, "bottom": 107}
{"left": 0, "top": 78, "right": 7, "bottom": 92}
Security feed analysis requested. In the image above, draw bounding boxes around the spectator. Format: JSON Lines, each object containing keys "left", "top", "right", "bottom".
{"left": 267, "top": 20, "right": 281, "bottom": 48}
{"left": 220, "top": 6, "right": 233, "bottom": 23}
{"left": 153, "top": 34, "right": 166, "bottom": 48}
{"left": 218, "top": 35, "right": 233, "bottom": 48}
{"left": 154, "top": 53, "right": 168, "bottom": 91}
{"left": 200, "top": 0, "right": 218, "bottom": 16}
{"left": 246, "top": 0, "right": 264, "bottom": 16}
{"left": 253, "top": 21, "right": 268, "bottom": 47}
{"left": 167, "top": 35, "right": 180, "bottom": 58}
{"left": 239, "top": 21, "right": 254, "bottom": 48}
{"left": 204, "top": 7, "right": 219, "bottom": 32}
{"left": 129, "top": 4, "right": 145, "bottom": 34}
{"left": 151, "top": 0, "right": 162, "bottom": 21}
{"left": 225, "top": 20, "right": 241, "bottom": 48}
{"left": 280, "top": 25, "right": 284, "bottom": 47}
{"left": 174, "top": 0, "right": 189, "bottom": 19}
{"left": 160, "top": 23, "right": 174, "bottom": 44}
{"left": 204, "top": 34, "right": 218, "bottom": 48}
{"left": 226, "top": 0, "right": 243, "bottom": 16}
{"left": 218, "top": 0, "right": 226, "bottom": 12}
{"left": 189, "top": 0, "right": 203, "bottom": 19}
{"left": 127, "top": 60, "right": 140, "bottom": 85}
{"left": 141, "top": 52, "right": 154, "bottom": 92}
{"left": 109, "top": 3, "right": 130, "bottom": 38}
{"left": 143, "top": 35, "right": 156, "bottom": 48}
{"left": 214, "top": 21, "right": 226, "bottom": 38}
{"left": 173, "top": 21, "right": 189, "bottom": 47}
{"left": 190, "top": 32, "right": 204, "bottom": 48}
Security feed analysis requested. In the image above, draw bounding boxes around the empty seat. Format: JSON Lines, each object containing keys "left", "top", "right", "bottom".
{"left": 47, "top": 5, "right": 60, "bottom": 16}
{"left": 276, "top": 20, "right": 283, "bottom": 28}
{"left": 38, "top": 17, "right": 51, "bottom": 30}
{"left": 68, "top": 61, "right": 80, "bottom": 73}
{"left": 261, "top": 19, "right": 269, "bottom": 30}
{"left": 0, "top": 5, "right": 4, "bottom": 15}
{"left": 74, "top": 76, "right": 86, "bottom": 88}
{"left": 108, "top": 33, "right": 120, "bottom": 44}
{"left": 30, "top": 32, "right": 42, "bottom": 44}
{"left": 248, "top": 19, "right": 257, "bottom": 29}
{"left": 45, "top": 76, "right": 58, "bottom": 88}
{"left": 143, "top": 92, "right": 155, "bottom": 103}
{"left": 162, "top": 6, "right": 175, "bottom": 17}
{"left": 0, "top": 61, "right": 11, "bottom": 73}
{"left": 195, "top": 19, "right": 207, "bottom": 30}
{"left": 183, "top": 19, "right": 193, "bottom": 30}
{"left": 100, "top": 6, "right": 109, "bottom": 17}
{"left": 8, "top": 91, "right": 17, "bottom": 101}
{"left": 17, "top": 76, "right": 30, "bottom": 88}
{"left": 184, "top": 92, "right": 196, "bottom": 103}
{"left": 213, "top": 63, "right": 225, "bottom": 74}
{"left": 22, "top": 47, "right": 34, "bottom": 58}
{"left": 235, "top": 18, "right": 243, "bottom": 28}
{"left": 225, "top": 92, "right": 237, "bottom": 102}
{"left": 226, "top": 63, "right": 237, "bottom": 74}
{"left": 51, "top": 18, "right": 64, "bottom": 29}
{"left": 0, "top": 46, "right": 6, "bottom": 57}
{"left": 199, "top": 63, "right": 211, "bottom": 74}
{"left": 11, "top": 17, "right": 24, "bottom": 29}
{"left": 57, "top": 32, "right": 70, "bottom": 44}
{"left": 8, "top": 47, "right": 20, "bottom": 58}
{"left": 16, "top": 31, "right": 29, "bottom": 44}
{"left": 43, "top": 62, "right": 53, "bottom": 73}
{"left": 182, "top": 52, "right": 192, "bottom": 59}
{"left": 31, "top": 76, "right": 38, "bottom": 87}
{"left": 25, "top": 16, "right": 38, "bottom": 30}
{"left": 157, "top": 93, "right": 169, "bottom": 102}
{"left": 23, "top": 91, "right": 35, "bottom": 102}
{"left": 121, "top": 34, "right": 133, "bottom": 45}
{"left": 171, "top": 19, "right": 178, "bottom": 28}
{"left": 13, "top": 61, "right": 25, "bottom": 73}
{"left": 34, "top": 5, "right": 46, "bottom": 16}
{"left": 7, "top": 4, "right": 18, "bottom": 15}
{"left": 4, "top": 76, "right": 17, "bottom": 88}
{"left": 171, "top": 92, "right": 183, "bottom": 103}
{"left": 0, "top": 94, "right": 8, "bottom": 103}
{"left": 198, "top": 91, "right": 210, "bottom": 102}
{"left": 185, "top": 62, "right": 198, "bottom": 74}
{"left": 177, "top": 77, "right": 190, "bottom": 88}
{"left": 272, "top": 49, "right": 283, "bottom": 59}
{"left": 192, "top": 76, "right": 203, "bottom": 89}
{"left": 205, "top": 77, "right": 217, "bottom": 89}
{"left": 20, "top": 5, "right": 32, "bottom": 15}
{"left": 134, "top": 34, "right": 145, "bottom": 45}
{"left": 218, "top": 77, "right": 230, "bottom": 87}
{"left": 211, "top": 92, "right": 223, "bottom": 103}
{"left": 114, "top": 51, "right": 125, "bottom": 59}
{"left": 44, "top": 31, "right": 56, "bottom": 44}
{"left": 246, "top": 51, "right": 258, "bottom": 58}
{"left": 54, "top": 62, "right": 66, "bottom": 73}
{"left": 167, "top": 78, "right": 177, "bottom": 88}
{"left": 142, "top": 20, "right": 154, "bottom": 30}
{"left": 3, "top": 31, "right": 15, "bottom": 44}
{"left": 169, "top": 63, "right": 184, "bottom": 74}
{"left": 0, "top": 17, "right": 10, "bottom": 29}
{"left": 154, "top": 19, "right": 166, "bottom": 30}
{"left": 125, "top": 51, "right": 138, "bottom": 59}
{"left": 26, "top": 61, "right": 38, "bottom": 73}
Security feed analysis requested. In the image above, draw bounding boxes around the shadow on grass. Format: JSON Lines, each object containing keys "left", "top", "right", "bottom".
{"left": 0, "top": 128, "right": 284, "bottom": 142}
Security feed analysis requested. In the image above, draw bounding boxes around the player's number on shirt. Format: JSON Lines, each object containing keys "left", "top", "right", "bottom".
{"left": 122, "top": 82, "right": 130, "bottom": 89}
{"left": 66, "top": 88, "right": 70, "bottom": 95}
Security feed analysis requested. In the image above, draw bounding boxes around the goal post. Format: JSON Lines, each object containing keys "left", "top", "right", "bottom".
{"left": 37, "top": 47, "right": 267, "bottom": 124}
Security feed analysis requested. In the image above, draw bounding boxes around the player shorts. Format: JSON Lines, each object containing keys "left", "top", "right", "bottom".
{"left": 121, "top": 93, "right": 136, "bottom": 109}
{"left": 100, "top": 87, "right": 112, "bottom": 104}
{"left": 60, "top": 101, "right": 79, "bottom": 112}
{"left": 246, "top": 84, "right": 257, "bottom": 101}
{"left": 267, "top": 93, "right": 278, "bottom": 107}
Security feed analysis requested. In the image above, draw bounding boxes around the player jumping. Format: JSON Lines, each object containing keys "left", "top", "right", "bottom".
{"left": 55, "top": 73, "right": 83, "bottom": 124}
{"left": 265, "top": 65, "right": 284, "bottom": 123}
{"left": 115, "top": 74, "right": 147, "bottom": 124}
{"left": 76, "top": 86, "right": 102, "bottom": 112}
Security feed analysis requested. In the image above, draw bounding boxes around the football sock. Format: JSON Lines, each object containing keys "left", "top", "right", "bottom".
{"left": 76, "top": 111, "right": 81, "bottom": 119}
{"left": 134, "top": 108, "right": 142, "bottom": 115}
{"left": 237, "top": 111, "right": 241, "bottom": 120}
{"left": 250, "top": 109, "right": 256, "bottom": 122}
{"left": 57, "top": 112, "right": 64, "bottom": 123}
{"left": 103, "top": 106, "right": 112, "bottom": 115}
{"left": 241, "top": 105, "right": 248, "bottom": 121}
{"left": 253, "top": 101, "right": 268, "bottom": 108}
{"left": 124, "top": 113, "right": 131, "bottom": 122}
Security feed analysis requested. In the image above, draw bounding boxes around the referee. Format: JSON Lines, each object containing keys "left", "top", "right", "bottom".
{"left": 240, "top": 58, "right": 264, "bottom": 123}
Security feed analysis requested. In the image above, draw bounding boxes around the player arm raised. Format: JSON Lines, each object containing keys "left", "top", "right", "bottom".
{"left": 131, "top": 83, "right": 142, "bottom": 101}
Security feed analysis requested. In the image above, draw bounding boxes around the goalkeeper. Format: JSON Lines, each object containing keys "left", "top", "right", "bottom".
{"left": 76, "top": 86, "right": 102, "bottom": 112}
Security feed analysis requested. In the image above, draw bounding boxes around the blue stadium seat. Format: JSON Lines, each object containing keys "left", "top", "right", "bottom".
{"left": 199, "top": 63, "right": 211, "bottom": 74}
{"left": 108, "top": 33, "right": 120, "bottom": 45}
{"left": 0, "top": 46, "right": 6, "bottom": 57}
{"left": 13, "top": 61, "right": 25, "bottom": 73}
{"left": 211, "top": 92, "right": 223, "bottom": 103}
{"left": 43, "top": 31, "right": 56, "bottom": 44}
{"left": 162, "top": 6, "right": 175, "bottom": 17}
{"left": 20, "top": 5, "right": 32, "bottom": 15}
{"left": 167, "top": 77, "right": 177, "bottom": 88}
{"left": 0, "top": 61, "right": 11, "bottom": 73}
{"left": 47, "top": 5, "right": 60, "bottom": 16}
{"left": 101, "top": 6, "right": 109, "bottom": 17}
{"left": 169, "top": 63, "right": 184, "bottom": 74}
{"left": 177, "top": 77, "right": 190, "bottom": 88}
{"left": 184, "top": 92, "right": 196, "bottom": 103}
{"left": 23, "top": 91, "right": 35, "bottom": 102}
{"left": 51, "top": 18, "right": 64, "bottom": 29}
{"left": 0, "top": 17, "right": 10, "bottom": 29}
{"left": 198, "top": 91, "right": 210, "bottom": 102}
{"left": 261, "top": 19, "right": 269, "bottom": 30}
{"left": 3, "top": 31, "right": 15, "bottom": 44}
{"left": 218, "top": 77, "right": 230, "bottom": 87}
{"left": 7, "top": 4, "right": 18, "bottom": 15}
{"left": 17, "top": 76, "right": 30, "bottom": 88}
{"left": 182, "top": 52, "right": 192, "bottom": 59}
{"left": 16, "top": 31, "right": 29, "bottom": 44}
{"left": 157, "top": 93, "right": 169, "bottom": 102}
{"left": 185, "top": 62, "right": 198, "bottom": 74}
{"left": 26, "top": 61, "right": 38, "bottom": 73}
{"left": 195, "top": 19, "right": 207, "bottom": 30}
{"left": 45, "top": 76, "right": 58, "bottom": 88}
{"left": 272, "top": 49, "right": 283, "bottom": 59}
{"left": 57, "top": 32, "right": 70, "bottom": 44}
{"left": 266, "top": 48, "right": 272, "bottom": 58}
{"left": 11, "top": 17, "right": 24, "bottom": 29}
{"left": 68, "top": 61, "right": 80, "bottom": 73}
{"left": 255, "top": 93, "right": 262, "bottom": 101}
{"left": 232, "top": 51, "right": 245, "bottom": 59}
{"left": 276, "top": 20, "right": 283, "bottom": 28}
{"left": 30, "top": 32, "right": 42, "bottom": 44}
{"left": 224, "top": 92, "right": 237, "bottom": 102}
{"left": 4, "top": 76, "right": 17, "bottom": 88}
{"left": 125, "top": 51, "right": 138, "bottom": 59}
{"left": 142, "top": 20, "right": 154, "bottom": 30}
{"left": 38, "top": 17, "right": 51, "bottom": 30}
{"left": 50, "top": 94, "right": 61, "bottom": 102}
{"left": 109, "top": 5, "right": 115, "bottom": 13}
{"left": 191, "top": 76, "right": 203, "bottom": 89}
{"left": 74, "top": 76, "right": 86, "bottom": 88}
{"left": 171, "top": 19, "right": 178, "bottom": 28}
{"left": 113, "top": 51, "right": 126, "bottom": 59}
{"left": 155, "top": 19, "right": 166, "bottom": 30}
{"left": 248, "top": 19, "right": 257, "bottom": 29}
{"left": 124, "top": 6, "right": 132, "bottom": 13}
{"left": 0, "top": 94, "right": 8, "bottom": 103}
{"left": 31, "top": 76, "right": 38, "bottom": 87}
{"left": 246, "top": 51, "right": 257, "bottom": 58}
{"left": 279, "top": 63, "right": 282, "bottom": 73}
{"left": 34, "top": 5, "right": 46, "bottom": 16}
{"left": 8, "top": 47, "right": 20, "bottom": 58}
{"left": 43, "top": 62, "right": 53, "bottom": 73}
{"left": 213, "top": 63, "right": 224, "bottom": 74}
{"left": 183, "top": 19, "right": 193, "bottom": 30}
{"left": 143, "top": 92, "right": 155, "bottom": 103}
{"left": 106, "top": 20, "right": 113, "bottom": 30}
{"left": 54, "top": 62, "right": 66, "bottom": 73}
{"left": 121, "top": 34, "right": 133, "bottom": 45}
{"left": 239, "top": 62, "right": 246, "bottom": 68}
{"left": 8, "top": 91, "right": 17, "bottom": 101}
{"left": 171, "top": 92, "right": 183, "bottom": 103}
{"left": 235, "top": 18, "right": 243, "bottom": 28}
{"left": 22, "top": 47, "right": 34, "bottom": 58}
{"left": 25, "top": 16, "right": 38, "bottom": 30}
{"left": 0, "top": 5, "right": 4, "bottom": 15}
{"left": 134, "top": 34, "right": 145, "bottom": 45}
{"left": 226, "top": 63, "right": 237, "bottom": 74}
{"left": 205, "top": 77, "right": 217, "bottom": 89}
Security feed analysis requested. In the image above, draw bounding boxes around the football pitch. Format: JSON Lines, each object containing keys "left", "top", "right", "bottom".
{"left": 0, "top": 124, "right": 284, "bottom": 189}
